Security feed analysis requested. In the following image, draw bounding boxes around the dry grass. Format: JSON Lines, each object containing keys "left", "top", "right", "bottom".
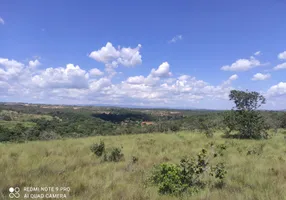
{"left": 1, "top": 131, "right": 286, "bottom": 200}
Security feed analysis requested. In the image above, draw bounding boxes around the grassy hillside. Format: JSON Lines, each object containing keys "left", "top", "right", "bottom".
{"left": 1, "top": 131, "right": 286, "bottom": 200}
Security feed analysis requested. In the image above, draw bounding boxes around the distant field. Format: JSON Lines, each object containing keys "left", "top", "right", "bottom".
{"left": 1, "top": 131, "right": 286, "bottom": 200}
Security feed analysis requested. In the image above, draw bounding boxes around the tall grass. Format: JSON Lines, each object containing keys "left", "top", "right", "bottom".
{"left": 1, "top": 130, "right": 286, "bottom": 200}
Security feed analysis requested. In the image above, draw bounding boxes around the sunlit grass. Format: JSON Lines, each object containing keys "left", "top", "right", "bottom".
{"left": 1, "top": 130, "right": 286, "bottom": 200}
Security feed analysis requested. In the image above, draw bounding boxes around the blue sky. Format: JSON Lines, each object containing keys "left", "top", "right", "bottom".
{"left": 0, "top": 0, "right": 286, "bottom": 109}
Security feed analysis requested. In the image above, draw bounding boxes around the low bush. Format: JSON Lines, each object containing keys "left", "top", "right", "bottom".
{"left": 90, "top": 141, "right": 105, "bottom": 157}
{"left": 149, "top": 147, "right": 227, "bottom": 196}
{"left": 90, "top": 141, "right": 124, "bottom": 162}
{"left": 103, "top": 147, "right": 124, "bottom": 162}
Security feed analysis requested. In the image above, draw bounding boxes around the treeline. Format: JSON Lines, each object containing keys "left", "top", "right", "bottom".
{"left": 0, "top": 96, "right": 286, "bottom": 142}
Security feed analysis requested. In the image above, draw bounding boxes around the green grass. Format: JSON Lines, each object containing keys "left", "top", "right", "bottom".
{"left": 1, "top": 131, "right": 286, "bottom": 200}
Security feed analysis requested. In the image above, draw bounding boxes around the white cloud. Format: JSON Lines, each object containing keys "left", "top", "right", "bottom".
{"left": 89, "top": 42, "right": 142, "bottom": 75}
{"left": 178, "top": 75, "right": 190, "bottom": 81}
{"left": 29, "top": 59, "right": 41, "bottom": 68}
{"left": 273, "top": 62, "right": 286, "bottom": 70}
{"left": 267, "top": 82, "right": 286, "bottom": 97}
{"left": 221, "top": 56, "right": 261, "bottom": 71}
{"left": 278, "top": 51, "right": 286, "bottom": 60}
{"left": 222, "top": 74, "right": 238, "bottom": 85}
{"left": 89, "top": 42, "right": 120, "bottom": 63}
{"left": 251, "top": 73, "right": 271, "bottom": 81}
{"left": 126, "top": 75, "right": 145, "bottom": 84}
{"left": 229, "top": 74, "right": 238, "bottom": 81}
{"left": 31, "top": 64, "right": 89, "bottom": 89}
{"left": 0, "top": 17, "right": 4, "bottom": 25}
{"left": 89, "top": 68, "right": 104, "bottom": 76}
{"left": 0, "top": 58, "right": 25, "bottom": 80}
{"left": 168, "top": 35, "right": 183, "bottom": 43}
{"left": 1, "top": 56, "right": 284, "bottom": 109}
{"left": 117, "top": 44, "right": 142, "bottom": 67}
{"left": 150, "top": 62, "right": 172, "bottom": 77}
{"left": 254, "top": 51, "right": 261, "bottom": 56}
{"left": 89, "top": 78, "right": 111, "bottom": 92}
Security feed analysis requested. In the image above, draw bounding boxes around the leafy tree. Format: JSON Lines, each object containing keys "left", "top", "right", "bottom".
{"left": 224, "top": 90, "right": 269, "bottom": 139}
{"left": 229, "top": 90, "right": 266, "bottom": 111}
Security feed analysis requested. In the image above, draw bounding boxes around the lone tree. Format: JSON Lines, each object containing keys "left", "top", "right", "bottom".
{"left": 223, "top": 90, "right": 269, "bottom": 139}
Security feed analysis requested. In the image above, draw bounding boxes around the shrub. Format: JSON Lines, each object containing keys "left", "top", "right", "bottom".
{"left": 150, "top": 163, "right": 186, "bottom": 195}
{"left": 132, "top": 156, "right": 139, "bottom": 164}
{"left": 3, "top": 115, "right": 12, "bottom": 121}
{"left": 103, "top": 147, "right": 124, "bottom": 162}
{"left": 90, "top": 141, "right": 124, "bottom": 162}
{"left": 90, "top": 141, "right": 105, "bottom": 157}
{"left": 149, "top": 148, "right": 227, "bottom": 196}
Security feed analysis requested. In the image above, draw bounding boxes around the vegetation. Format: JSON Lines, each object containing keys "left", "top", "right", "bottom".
{"left": 1, "top": 131, "right": 286, "bottom": 199}
{"left": 149, "top": 147, "right": 226, "bottom": 196}
{"left": 0, "top": 90, "right": 286, "bottom": 199}
{"left": 223, "top": 90, "right": 269, "bottom": 139}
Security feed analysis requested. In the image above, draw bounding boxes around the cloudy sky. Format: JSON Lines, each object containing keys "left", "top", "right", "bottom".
{"left": 0, "top": 0, "right": 285, "bottom": 109}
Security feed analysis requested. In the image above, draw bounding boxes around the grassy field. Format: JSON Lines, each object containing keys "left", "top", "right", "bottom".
{"left": 1, "top": 131, "right": 286, "bottom": 200}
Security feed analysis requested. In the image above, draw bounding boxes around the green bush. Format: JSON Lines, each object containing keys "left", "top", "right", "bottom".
{"left": 90, "top": 141, "right": 105, "bottom": 157}
{"left": 149, "top": 148, "right": 227, "bottom": 196}
{"left": 103, "top": 147, "right": 124, "bottom": 162}
{"left": 132, "top": 156, "right": 139, "bottom": 164}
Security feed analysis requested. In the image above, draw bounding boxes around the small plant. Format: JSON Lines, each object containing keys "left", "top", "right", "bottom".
{"left": 90, "top": 141, "right": 105, "bottom": 157}
{"left": 104, "top": 147, "right": 124, "bottom": 162}
{"left": 90, "top": 141, "right": 125, "bottom": 162}
{"left": 149, "top": 148, "right": 227, "bottom": 196}
{"left": 132, "top": 156, "right": 139, "bottom": 164}
{"left": 216, "top": 144, "right": 227, "bottom": 156}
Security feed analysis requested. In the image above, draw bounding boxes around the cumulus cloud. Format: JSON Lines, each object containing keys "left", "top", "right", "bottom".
{"left": 0, "top": 58, "right": 25, "bottom": 80}
{"left": 89, "top": 68, "right": 104, "bottom": 76}
{"left": 222, "top": 74, "right": 238, "bottom": 85}
{"left": 89, "top": 78, "right": 111, "bottom": 92}
{"left": 31, "top": 64, "right": 89, "bottom": 89}
{"left": 221, "top": 56, "right": 261, "bottom": 71}
{"left": 126, "top": 75, "right": 145, "bottom": 84}
{"left": 0, "top": 56, "right": 281, "bottom": 109}
{"left": 0, "top": 17, "right": 4, "bottom": 25}
{"left": 229, "top": 74, "right": 238, "bottom": 81}
{"left": 150, "top": 62, "right": 172, "bottom": 77}
{"left": 252, "top": 73, "right": 271, "bottom": 81}
{"left": 273, "top": 62, "right": 286, "bottom": 70}
{"left": 278, "top": 51, "right": 286, "bottom": 60}
{"left": 267, "top": 82, "right": 286, "bottom": 97}
{"left": 168, "top": 35, "right": 183, "bottom": 43}
{"left": 89, "top": 42, "right": 120, "bottom": 63}
{"left": 29, "top": 59, "right": 41, "bottom": 68}
{"left": 89, "top": 42, "right": 142, "bottom": 75}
